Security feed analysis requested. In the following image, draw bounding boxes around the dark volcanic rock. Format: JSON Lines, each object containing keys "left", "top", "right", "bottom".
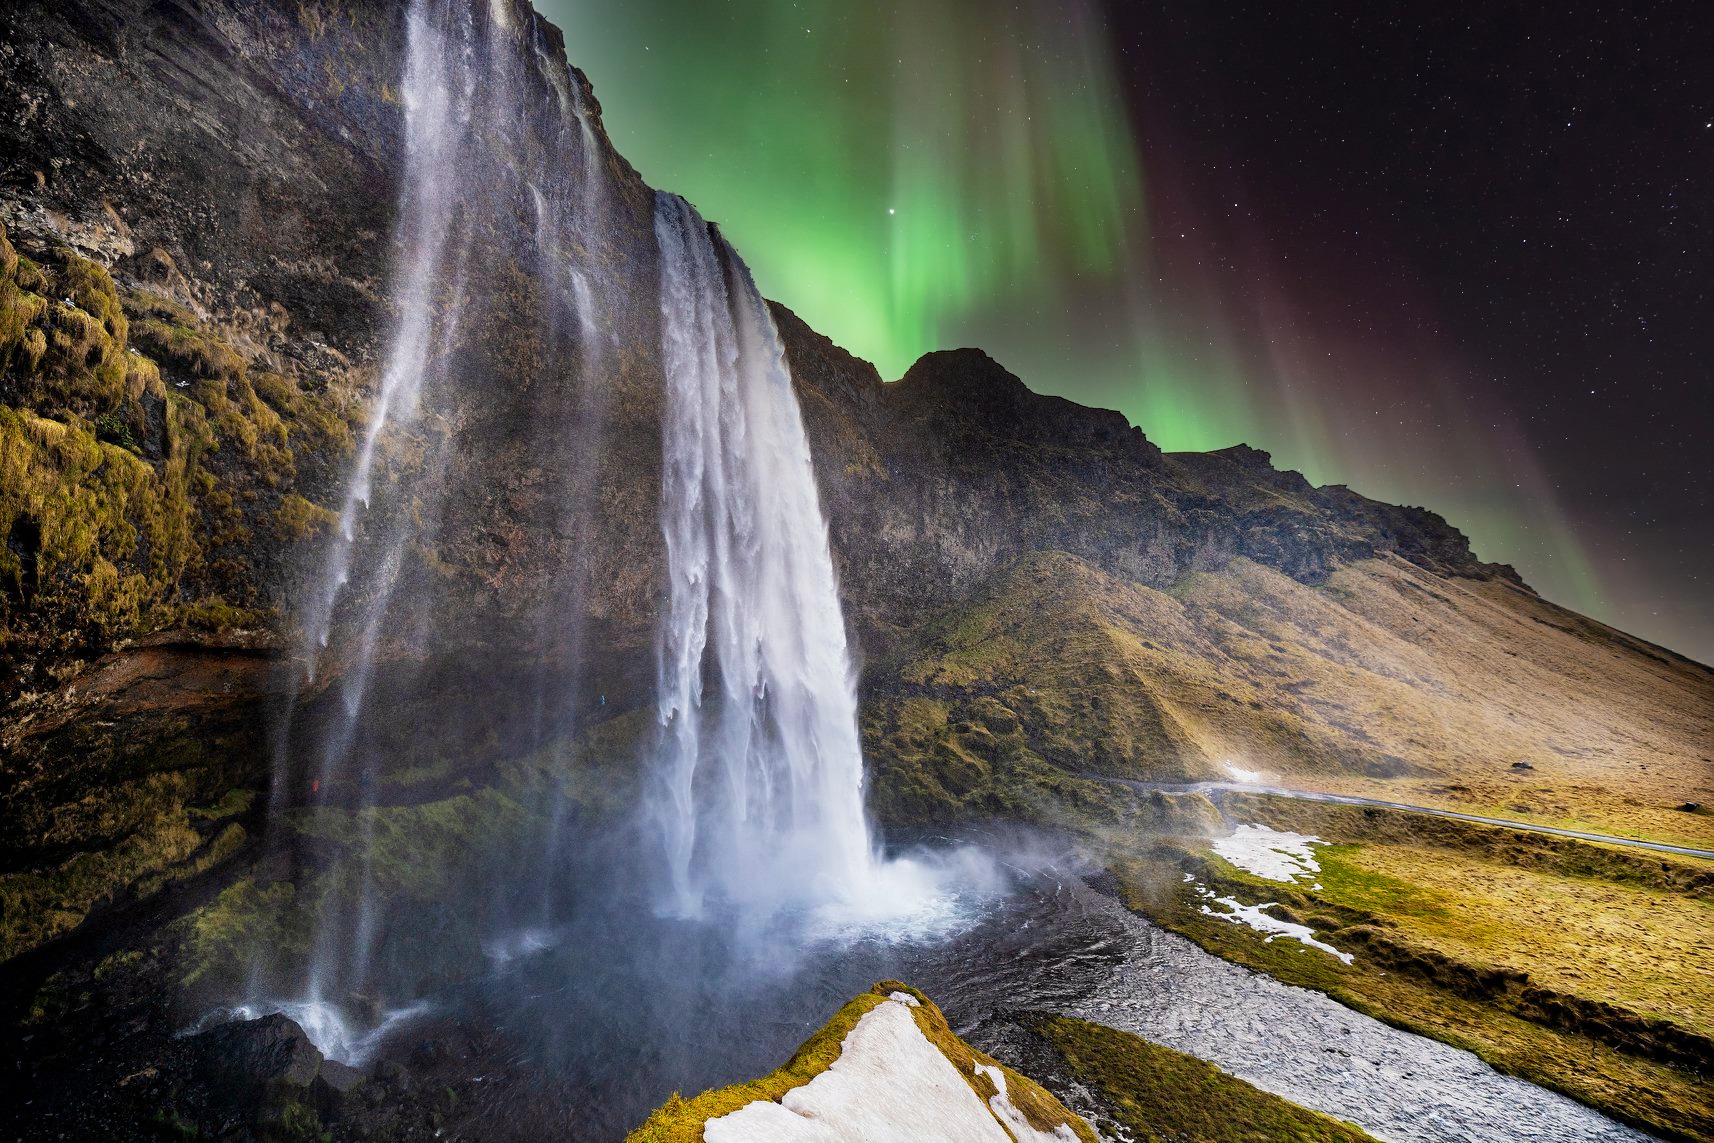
{"left": 773, "top": 304, "right": 1513, "bottom": 657}
{"left": 194, "top": 1012, "right": 322, "bottom": 1101}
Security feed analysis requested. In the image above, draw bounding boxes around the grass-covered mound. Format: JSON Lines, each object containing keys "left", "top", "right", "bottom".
{"left": 627, "top": 981, "right": 1097, "bottom": 1143}
{"left": 1029, "top": 1014, "right": 1378, "bottom": 1143}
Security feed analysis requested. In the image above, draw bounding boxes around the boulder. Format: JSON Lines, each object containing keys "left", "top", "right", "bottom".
{"left": 194, "top": 1013, "right": 322, "bottom": 1104}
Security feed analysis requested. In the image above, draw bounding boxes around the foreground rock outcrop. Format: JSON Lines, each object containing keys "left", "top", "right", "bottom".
{"left": 628, "top": 982, "right": 1095, "bottom": 1143}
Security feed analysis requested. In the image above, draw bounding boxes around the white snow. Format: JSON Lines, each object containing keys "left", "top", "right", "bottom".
{"left": 1212, "top": 824, "right": 1326, "bottom": 884}
{"left": 704, "top": 998, "right": 1073, "bottom": 1143}
{"left": 1188, "top": 825, "right": 1352, "bottom": 963}
{"left": 973, "top": 1062, "right": 1083, "bottom": 1143}
{"left": 888, "top": 991, "right": 922, "bottom": 1007}
{"left": 1193, "top": 887, "right": 1354, "bottom": 964}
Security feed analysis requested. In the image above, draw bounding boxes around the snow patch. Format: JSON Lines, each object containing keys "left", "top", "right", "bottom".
{"left": 1212, "top": 824, "right": 1326, "bottom": 884}
{"left": 705, "top": 999, "right": 1022, "bottom": 1142}
{"left": 1193, "top": 886, "right": 1354, "bottom": 964}
{"left": 974, "top": 1061, "right": 1083, "bottom": 1142}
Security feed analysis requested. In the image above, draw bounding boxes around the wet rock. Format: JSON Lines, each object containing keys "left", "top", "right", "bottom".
{"left": 194, "top": 1013, "right": 322, "bottom": 1103}
{"left": 410, "top": 1038, "right": 448, "bottom": 1070}
{"left": 312, "top": 1057, "right": 368, "bottom": 1117}
{"left": 376, "top": 1059, "right": 413, "bottom": 1095}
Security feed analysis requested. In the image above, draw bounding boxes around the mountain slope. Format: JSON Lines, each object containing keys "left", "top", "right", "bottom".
{"left": 861, "top": 548, "right": 1713, "bottom": 844}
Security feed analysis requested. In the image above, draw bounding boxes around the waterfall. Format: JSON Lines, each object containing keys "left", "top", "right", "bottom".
{"left": 650, "top": 193, "right": 879, "bottom": 919}
{"left": 255, "top": 0, "right": 613, "bottom": 1059}
{"left": 291, "top": 0, "right": 478, "bottom": 1019}
{"left": 241, "top": 0, "right": 963, "bottom": 1068}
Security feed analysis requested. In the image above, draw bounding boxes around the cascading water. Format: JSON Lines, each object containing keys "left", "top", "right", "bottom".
{"left": 650, "top": 193, "right": 904, "bottom": 922}
{"left": 240, "top": 0, "right": 967, "bottom": 1078}
{"left": 251, "top": 0, "right": 614, "bottom": 1061}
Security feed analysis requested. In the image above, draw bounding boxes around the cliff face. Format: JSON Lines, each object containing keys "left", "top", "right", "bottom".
{"left": 774, "top": 304, "right": 1516, "bottom": 657}
{"left": 1, "top": 0, "right": 1708, "bottom": 975}
{"left": 0, "top": 0, "right": 676, "bottom": 960}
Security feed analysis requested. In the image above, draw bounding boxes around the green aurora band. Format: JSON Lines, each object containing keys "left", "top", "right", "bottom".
{"left": 543, "top": 0, "right": 1617, "bottom": 639}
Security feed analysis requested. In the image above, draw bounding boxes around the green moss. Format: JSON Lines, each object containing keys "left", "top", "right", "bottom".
{"left": 147, "top": 1109, "right": 201, "bottom": 1139}
{"left": 23, "top": 970, "right": 77, "bottom": 1027}
{"left": 0, "top": 811, "right": 201, "bottom": 960}
{"left": 128, "top": 319, "right": 244, "bottom": 383}
{"left": 272, "top": 493, "right": 338, "bottom": 541}
{"left": 189, "top": 787, "right": 258, "bottom": 821}
{"left": 176, "top": 787, "right": 539, "bottom": 998}
{"left": 0, "top": 406, "right": 195, "bottom": 640}
{"left": 93, "top": 409, "right": 138, "bottom": 451}
{"left": 93, "top": 948, "right": 145, "bottom": 982}
{"left": 1032, "top": 1015, "right": 1378, "bottom": 1142}
{"left": 0, "top": 224, "right": 354, "bottom": 694}
{"left": 272, "top": 1101, "right": 330, "bottom": 1143}
{"left": 136, "top": 822, "right": 249, "bottom": 899}
{"left": 0, "top": 799, "right": 258, "bottom": 962}
{"left": 179, "top": 878, "right": 307, "bottom": 990}
{"left": 179, "top": 595, "right": 257, "bottom": 632}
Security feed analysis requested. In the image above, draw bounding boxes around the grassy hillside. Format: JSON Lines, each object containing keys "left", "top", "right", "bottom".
{"left": 863, "top": 549, "right": 1714, "bottom": 846}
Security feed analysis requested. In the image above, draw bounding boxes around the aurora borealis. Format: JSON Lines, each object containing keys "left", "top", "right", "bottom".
{"left": 543, "top": 0, "right": 1711, "bottom": 664}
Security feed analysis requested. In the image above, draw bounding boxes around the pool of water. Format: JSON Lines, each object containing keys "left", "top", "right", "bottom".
{"left": 361, "top": 857, "right": 1656, "bottom": 1141}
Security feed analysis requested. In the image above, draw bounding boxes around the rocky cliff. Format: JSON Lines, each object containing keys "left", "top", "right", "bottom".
{"left": 1, "top": 0, "right": 1709, "bottom": 982}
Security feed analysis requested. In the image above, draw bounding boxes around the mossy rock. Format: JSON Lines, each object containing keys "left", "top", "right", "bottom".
{"left": 0, "top": 221, "right": 360, "bottom": 703}
{"left": 1028, "top": 1014, "right": 1379, "bottom": 1142}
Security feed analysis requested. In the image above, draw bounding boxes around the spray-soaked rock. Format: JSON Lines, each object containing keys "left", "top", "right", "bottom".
{"left": 193, "top": 1013, "right": 322, "bottom": 1102}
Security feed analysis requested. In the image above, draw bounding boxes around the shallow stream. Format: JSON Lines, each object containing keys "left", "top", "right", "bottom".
{"left": 382, "top": 862, "right": 1655, "bottom": 1142}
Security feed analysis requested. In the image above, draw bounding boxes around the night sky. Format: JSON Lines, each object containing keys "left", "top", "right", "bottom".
{"left": 541, "top": 0, "right": 1712, "bottom": 665}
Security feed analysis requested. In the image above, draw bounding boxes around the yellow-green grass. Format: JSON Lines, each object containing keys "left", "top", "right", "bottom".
{"left": 1288, "top": 773, "right": 1714, "bottom": 852}
{"left": 1031, "top": 1014, "right": 1379, "bottom": 1143}
{"left": 1217, "top": 794, "right": 1713, "bottom": 904}
{"left": 1313, "top": 842, "right": 1714, "bottom": 1039}
{"left": 628, "top": 982, "right": 1096, "bottom": 1143}
{"left": 1107, "top": 843, "right": 1714, "bottom": 1142}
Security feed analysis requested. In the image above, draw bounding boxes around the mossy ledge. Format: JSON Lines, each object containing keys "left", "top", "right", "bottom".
{"left": 0, "top": 214, "right": 364, "bottom": 966}
{"left": 626, "top": 981, "right": 1097, "bottom": 1143}
{"left": 1028, "top": 1014, "right": 1379, "bottom": 1143}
